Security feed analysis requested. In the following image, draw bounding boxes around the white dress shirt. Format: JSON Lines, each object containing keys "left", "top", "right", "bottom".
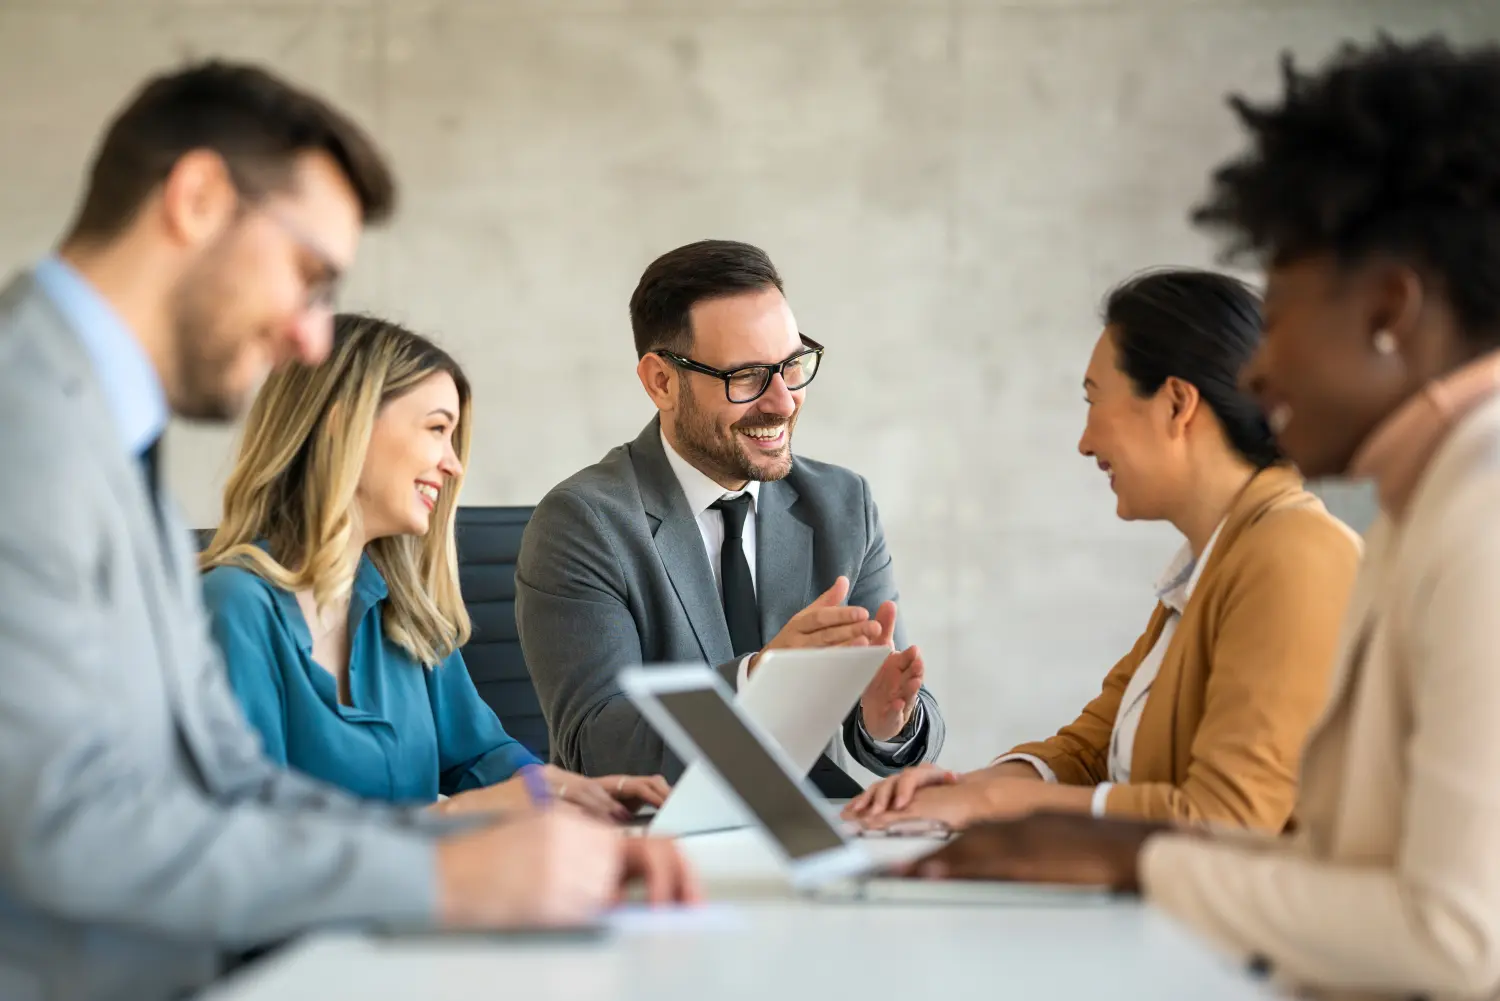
{"left": 659, "top": 431, "right": 920, "bottom": 754}
{"left": 659, "top": 430, "right": 761, "bottom": 603}
{"left": 997, "top": 521, "right": 1225, "bottom": 816}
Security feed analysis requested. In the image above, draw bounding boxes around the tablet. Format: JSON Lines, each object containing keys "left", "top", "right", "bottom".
{"left": 647, "top": 648, "right": 887, "bottom": 838}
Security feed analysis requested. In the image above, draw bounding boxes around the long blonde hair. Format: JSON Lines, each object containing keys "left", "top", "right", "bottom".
{"left": 202, "top": 313, "right": 473, "bottom": 666}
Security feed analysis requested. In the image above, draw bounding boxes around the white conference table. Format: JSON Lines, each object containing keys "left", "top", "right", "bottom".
{"left": 201, "top": 824, "right": 1279, "bottom": 1001}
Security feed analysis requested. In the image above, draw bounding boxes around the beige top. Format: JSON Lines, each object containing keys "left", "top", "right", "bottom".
{"left": 1141, "top": 351, "right": 1500, "bottom": 1001}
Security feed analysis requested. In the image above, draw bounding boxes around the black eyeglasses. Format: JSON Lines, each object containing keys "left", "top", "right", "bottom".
{"left": 261, "top": 209, "right": 343, "bottom": 312}
{"left": 656, "top": 335, "right": 825, "bottom": 404}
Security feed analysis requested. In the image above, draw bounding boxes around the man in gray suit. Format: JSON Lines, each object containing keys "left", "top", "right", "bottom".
{"left": 517, "top": 240, "right": 945, "bottom": 792}
{"left": 0, "top": 61, "right": 691, "bottom": 1001}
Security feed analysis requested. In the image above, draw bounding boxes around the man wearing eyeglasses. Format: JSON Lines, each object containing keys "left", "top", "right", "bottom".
{"left": 0, "top": 62, "right": 695, "bottom": 1001}
{"left": 517, "top": 239, "right": 945, "bottom": 792}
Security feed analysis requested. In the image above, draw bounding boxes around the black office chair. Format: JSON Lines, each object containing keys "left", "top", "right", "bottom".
{"left": 453, "top": 506, "right": 550, "bottom": 762}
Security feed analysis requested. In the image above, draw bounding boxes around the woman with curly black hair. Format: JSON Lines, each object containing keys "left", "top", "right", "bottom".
{"left": 909, "top": 36, "right": 1500, "bottom": 1000}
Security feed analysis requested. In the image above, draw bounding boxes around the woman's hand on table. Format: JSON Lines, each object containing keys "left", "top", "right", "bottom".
{"left": 437, "top": 766, "right": 670, "bottom": 823}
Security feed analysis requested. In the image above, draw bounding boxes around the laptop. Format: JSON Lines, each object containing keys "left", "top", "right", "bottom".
{"left": 648, "top": 647, "right": 888, "bottom": 838}
{"left": 621, "top": 664, "right": 1118, "bottom": 905}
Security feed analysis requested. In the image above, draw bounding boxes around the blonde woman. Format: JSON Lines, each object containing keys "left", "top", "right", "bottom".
{"left": 201, "top": 314, "right": 668, "bottom": 821}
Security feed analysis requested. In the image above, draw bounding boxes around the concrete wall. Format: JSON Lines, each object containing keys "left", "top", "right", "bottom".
{"left": 1, "top": 0, "right": 1496, "bottom": 770}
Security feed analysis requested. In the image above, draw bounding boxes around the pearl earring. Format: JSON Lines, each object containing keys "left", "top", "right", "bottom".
{"left": 1373, "top": 330, "right": 1398, "bottom": 356}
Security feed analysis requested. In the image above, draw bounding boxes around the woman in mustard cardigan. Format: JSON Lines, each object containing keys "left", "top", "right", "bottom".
{"left": 847, "top": 268, "right": 1361, "bottom": 833}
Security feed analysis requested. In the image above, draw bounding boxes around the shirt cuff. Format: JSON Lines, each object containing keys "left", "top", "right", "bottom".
{"left": 991, "top": 753, "right": 1058, "bottom": 783}
{"left": 734, "top": 654, "right": 755, "bottom": 691}
{"left": 858, "top": 700, "right": 925, "bottom": 758}
{"left": 1090, "top": 782, "right": 1114, "bottom": 817}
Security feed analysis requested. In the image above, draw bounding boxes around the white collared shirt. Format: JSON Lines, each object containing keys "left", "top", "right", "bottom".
{"left": 659, "top": 431, "right": 920, "bottom": 754}
{"left": 659, "top": 430, "right": 761, "bottom": 603}
{"left": 998, "top": 521, "right": 1225, "bottom": 816}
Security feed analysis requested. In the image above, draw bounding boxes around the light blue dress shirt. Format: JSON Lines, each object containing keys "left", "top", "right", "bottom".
{"left": 201, "top": 553, "right": 542, "bottom": 804}
{"left": 32, "top": 255, "right": 168, "bottom": 456}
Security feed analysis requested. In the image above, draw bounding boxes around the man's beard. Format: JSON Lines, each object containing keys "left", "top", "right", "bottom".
{"left": 167, "top": 249, "right": 263, "bottom": 422}
{"left": 673, "top": 385, "right": 797, "bottom": 484}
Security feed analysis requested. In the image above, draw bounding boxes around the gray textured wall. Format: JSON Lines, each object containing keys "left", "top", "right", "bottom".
{"left": 2, "top": 0, "right": 1495, "bottom": 770}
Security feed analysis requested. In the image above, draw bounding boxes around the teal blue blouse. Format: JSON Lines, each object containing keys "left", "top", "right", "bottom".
{"left": 201, "top": 555, "right": 540, "bottom": 804}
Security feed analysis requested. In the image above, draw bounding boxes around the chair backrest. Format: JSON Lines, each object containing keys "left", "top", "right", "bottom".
{"left": 453, "top": 506, "right": 548, "bottom": 761}
{"left": 194, "top": 509, "right": 549, "bottom": 761}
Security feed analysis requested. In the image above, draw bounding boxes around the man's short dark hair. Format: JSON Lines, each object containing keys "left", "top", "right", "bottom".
{"left": 629, "top": 240, "right": 784, "bottom": 358}
{"left": 1192, "top": 35, "right": 1500, "bottom": 345}
{"left": 69, "top": 59, "right": 396, "bottom": 242}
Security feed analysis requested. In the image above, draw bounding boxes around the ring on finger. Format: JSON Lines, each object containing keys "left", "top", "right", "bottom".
{"left": 616, "top": 777, "right": 626, "bottom": 795}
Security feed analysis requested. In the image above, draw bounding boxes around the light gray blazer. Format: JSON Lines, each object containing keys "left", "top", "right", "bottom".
{"left": 0, "top": 275, "right": 444, "bottom": 1001}
{"left": 516, "top": 418, "right": 945, "bottom": 779}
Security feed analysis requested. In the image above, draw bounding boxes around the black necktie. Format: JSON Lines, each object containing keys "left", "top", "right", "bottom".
{"left": 711, "top": 494, "right": 864, "bottom": 800}
{"left": 711, "top": 494, "right": 761, "bottom": 656}
{"left": 139, "top": 437, "right": 165, "bottom": 536}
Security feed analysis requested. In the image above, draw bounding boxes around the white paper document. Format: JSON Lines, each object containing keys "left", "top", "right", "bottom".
{"left": 648, "top": 647, "right": 888, "bottom": 837}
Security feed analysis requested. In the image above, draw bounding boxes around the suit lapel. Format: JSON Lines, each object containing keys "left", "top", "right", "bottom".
{"left": 632, "top": 420, "right": 735, "bottom": 664}
{"left": 17, "top": 272, "right": 176, "bottom": 583}
{"left": 19, "top": 274, "right": 196, "bottom": 696}
{"left": 756, "top": 477, "right": 814, "bottom": 642}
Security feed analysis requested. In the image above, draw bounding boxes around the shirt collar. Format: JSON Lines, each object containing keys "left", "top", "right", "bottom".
{"left": 32, "top": 254, "right": 168, "bottom": 456}
{"left": 1154, "top": 519, "right": 1226, "bottom": 615}
{"left": 660, "top": 428, "right": 761, "bottom": 516}
{"left": 253, "top": 539, "right": 389, "bottom": 653}
{"left": 352, "top": 552, "right": 390, "bottom": 604}
{"left": 1349, "top": 349, "right": 1500, "bottom": 520}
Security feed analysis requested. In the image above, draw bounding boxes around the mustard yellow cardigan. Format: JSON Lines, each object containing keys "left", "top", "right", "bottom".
{"left": 1005, "top": 466, "right": 1360, "bottom": 830}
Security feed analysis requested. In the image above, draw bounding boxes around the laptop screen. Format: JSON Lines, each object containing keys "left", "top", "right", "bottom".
{"left": 654, "top": 686, "right": 848, "bottom": 861}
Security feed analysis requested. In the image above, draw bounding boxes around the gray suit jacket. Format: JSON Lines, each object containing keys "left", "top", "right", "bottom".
{"left": 516, "top": 418, "right": 945, "bottom": 779}
{"left": 0, "top": 275, "right": 448, "bottom": 1001}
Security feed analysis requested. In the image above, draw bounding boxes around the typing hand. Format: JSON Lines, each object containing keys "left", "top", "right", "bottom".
{"left": 538, "top": 766, "right": 668, "bottom": 823}
{"left": 439, "top": 766, "right": 664, "bottom": 824}
{"left": 593, "top": 773, "right": 672, "bottom": 813}
{"left": 859, "top": 781, "right": 1006, "bottom": 831}
{"left": 844, "top": 763, "right": 959, "bottom": 820}
{"left": 749, "top": 576, "right": 882, "bottom": 675}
